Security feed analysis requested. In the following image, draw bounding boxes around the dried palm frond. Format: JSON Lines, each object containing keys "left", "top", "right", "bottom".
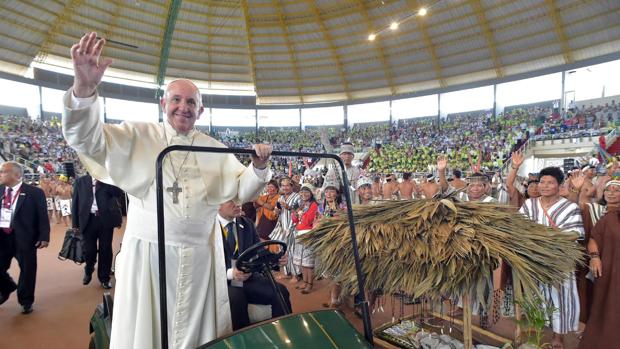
{"left": 300, "top": 198, "right": 584, "bottom": 303}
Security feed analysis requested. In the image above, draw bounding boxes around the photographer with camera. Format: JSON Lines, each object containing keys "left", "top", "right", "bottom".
{"left": 254, "top": 180, "right": 280, "bottom": 240}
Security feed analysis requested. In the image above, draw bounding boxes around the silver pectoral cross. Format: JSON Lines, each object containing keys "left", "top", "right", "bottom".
{"left": 166, "top": 180, "right": 182, "bottom": 204}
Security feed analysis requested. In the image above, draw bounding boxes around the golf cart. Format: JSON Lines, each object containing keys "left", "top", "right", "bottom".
{"left": 88, "top": 147, "right": 375, "bottom": 349}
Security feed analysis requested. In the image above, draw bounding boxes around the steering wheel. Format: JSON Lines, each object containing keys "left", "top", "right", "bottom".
{"left": 235, "top": 240, "right": 287, "bottom": 274}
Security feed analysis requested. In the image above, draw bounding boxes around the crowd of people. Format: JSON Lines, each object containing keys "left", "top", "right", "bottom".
{"left": 367, "top": 104, "right": 619, "bottom": 174}
{"left": 216, "top": 128, "right": 327, "bottom": 177}
{"left": 0, "top": 114, "right": 82, "bottom": 177}
{"left": 253, "top": 145, "right": 620, "bottom": 349}
{"left": 2, "top": 97, "right": 618, "bottom": 184}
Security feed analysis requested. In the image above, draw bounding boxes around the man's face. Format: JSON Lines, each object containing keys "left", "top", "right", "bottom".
{"left": 584, "top": 168, "right": 595, "bottom": 179}
{"left": 538, "top": 175, "right": 560, "bottom": 197}
{"left": 358, "top": 185, "right": 372, "bottom": 201}
{"left": 218, "top": 200, "right": 241, "bottom": 219}
{"left": 0, "top": 163, "right": 18, "bottom": 187}
{"left": 340, "top": 152, "right": 353, "bottom": 166}
{"left": 467, "top": 181, "right": 486, "bottom": 200}
{"left": 160, "top": 80, "right": 204, "bottom": 135}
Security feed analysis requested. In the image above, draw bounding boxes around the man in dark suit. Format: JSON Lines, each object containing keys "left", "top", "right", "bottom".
{"left": 72, "top": 173, "right": 122, "bottom": 289}
{"left": 0, "top": 161, "right": 50, "bottom": 314}
{"left": 217, "top": 200, "right": 291, "bottom": 330}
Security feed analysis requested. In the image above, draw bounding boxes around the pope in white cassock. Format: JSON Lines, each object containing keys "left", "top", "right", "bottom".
{"left": 61, "top": 32, "right": 273, "bottom": 349}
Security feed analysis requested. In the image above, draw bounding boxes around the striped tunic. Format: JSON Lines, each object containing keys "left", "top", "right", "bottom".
{"left": 456, "top": 193, "right": 497, "bottom": 320}
{"left": 519, "top": 197, "right": 584, "bottom": 334}
{"left": 585, "top": 202, "right": 606, "bottom": 227}
{"left": 270, "top": 192, "right": 301, "bottom": 276}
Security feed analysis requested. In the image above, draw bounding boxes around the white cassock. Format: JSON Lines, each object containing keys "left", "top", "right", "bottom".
{"left": 62, "top": 90, "right": 270, "bottom": 349}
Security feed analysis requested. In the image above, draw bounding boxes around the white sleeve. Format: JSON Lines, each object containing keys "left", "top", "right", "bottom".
{"left": 70, "top": 91, "right": 97, "bottom": 109}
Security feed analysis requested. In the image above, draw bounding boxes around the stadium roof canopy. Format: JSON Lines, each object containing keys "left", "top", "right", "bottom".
{"left": 1, "top": 0, "right": 620, "bottom": 105}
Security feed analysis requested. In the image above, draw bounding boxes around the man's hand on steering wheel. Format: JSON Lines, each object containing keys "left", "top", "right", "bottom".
{"left": 236, "top": 240, "right": 287, "bottom": 274}
{"left": 232, "top": 268, "right": 251, "bottom": 282}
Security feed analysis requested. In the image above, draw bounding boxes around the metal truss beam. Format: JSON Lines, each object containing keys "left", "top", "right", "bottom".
{"left": 470, "top": 0, "right": 503, "bottom": 78}
{"left": 156, "top": 0, "right": 183, "bottom": 93}
{"left": 305, "top": 0, "right": 351, "bottom": 100}
{"left": 356, "top": 0, "right": 396, "bottom": 95}
{"left": 408, "top": 0, "right": 446, "bottom": 88}
{"left": 545, "top": 0, "right": 573, "bottom": 64}
{"left": 273, "top": 0, "right": 304, "bottom": 103}
{"left": 32, "top": 0, "right": 83, "bottom": 63}
{"left": 241, "top": 0, "right": 258, "bottom": 95}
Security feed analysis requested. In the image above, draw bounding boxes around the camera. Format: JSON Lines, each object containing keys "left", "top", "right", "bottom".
{"left": 276, "top": 202, "right": 282, "bottom": 210}
{"left": 290, "top": 200, "right": 300, "bottom": 210}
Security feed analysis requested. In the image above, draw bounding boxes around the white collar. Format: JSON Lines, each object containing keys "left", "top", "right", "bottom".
{"left": 216, "top": 214, "right": 236, "bottom": 227}
{"left": 163, "top": 119, "right": 196, "bottom": 144}
{"left": 6, "top": 181, "right": 23, "bottom": 193}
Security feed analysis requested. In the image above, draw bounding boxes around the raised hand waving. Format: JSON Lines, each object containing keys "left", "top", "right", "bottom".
{"left": 70, "top": 32, "right": 113, "bottom": 98}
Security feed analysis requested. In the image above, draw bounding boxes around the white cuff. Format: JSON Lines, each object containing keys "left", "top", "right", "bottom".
{"left": 70, "top": 89, "right": 97, "bottom": 109}
{"left": 227, "top": 268, "right": 233, "bottom": 281}
{"left": 251, "top": 163, "right": 271, "bottom": 180}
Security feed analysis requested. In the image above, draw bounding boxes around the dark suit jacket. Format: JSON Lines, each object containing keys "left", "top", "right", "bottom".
{"left": 222, "top": 216, "right": 260, "bottom": 270}
{"left": 72, "top": 174, "right": 123, "bottom": 233}
{"left": 0, "top": 183, "right": 50, "bottom": 251}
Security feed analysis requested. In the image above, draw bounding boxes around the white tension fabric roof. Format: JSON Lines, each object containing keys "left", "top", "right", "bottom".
{"left": 1, "top": 0, "right": 620, "bottom": 104}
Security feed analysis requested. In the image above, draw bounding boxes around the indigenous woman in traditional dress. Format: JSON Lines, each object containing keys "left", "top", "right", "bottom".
{"left": 519, "top": 167, "right": 584, "bottom": 349}
{"left": 318, "top": 183, "right": 347, "bottom": 307}
{"left": 573, "top": 169, "right": 601, "bottom": 324}
{"left": 254, "top": 179, "right": 280, "bottom": 240}
{"left": 579, "top": 179, "right": 620, "bottom": 349}
{"left": 270, "top": 177, "right": 301, "bottom": 279}
{"left": 291, "top": 183, "right": 319, "bottom": 294}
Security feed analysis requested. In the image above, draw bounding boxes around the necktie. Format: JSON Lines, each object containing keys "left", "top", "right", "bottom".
{"left": 3, "top": 188, "right": 11, "bottom": 208}
{"left": 92, "top": 182, "right": 99, "bottom": 215}
{"left": 2, "top": 188, "right": 13, "bottom": 234}
{"left": 226, "top": 222, "right": 237, "bottom": 255}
